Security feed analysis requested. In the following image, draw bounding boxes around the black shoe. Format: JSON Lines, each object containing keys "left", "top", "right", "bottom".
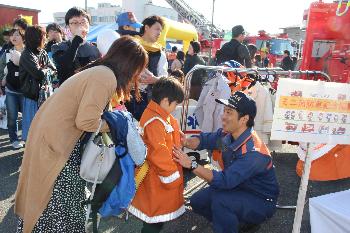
{"left": 239, "top": 223, "right": 261, "bottom": 233}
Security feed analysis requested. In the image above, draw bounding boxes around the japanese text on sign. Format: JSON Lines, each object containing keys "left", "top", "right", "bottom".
{"left": 271, "top": 79, "right": 350, "bottom": 145}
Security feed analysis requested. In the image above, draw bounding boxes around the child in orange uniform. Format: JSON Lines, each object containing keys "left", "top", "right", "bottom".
{"left": 129, "top": 77, "right": 185, "bottom": 233}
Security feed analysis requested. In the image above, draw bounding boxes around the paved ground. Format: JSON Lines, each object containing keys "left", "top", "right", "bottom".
{"left": 1, "top": 128, "right": 350, "bottom": 233}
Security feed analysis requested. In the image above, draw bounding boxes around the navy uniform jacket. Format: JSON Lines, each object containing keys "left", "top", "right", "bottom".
{"left": 196, "top": 128, "right": 279, "bottom": 201}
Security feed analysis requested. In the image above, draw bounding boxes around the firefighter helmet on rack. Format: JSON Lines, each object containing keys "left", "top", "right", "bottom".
{"left": 219, "top": 60, "right": 255, "bottom": 93}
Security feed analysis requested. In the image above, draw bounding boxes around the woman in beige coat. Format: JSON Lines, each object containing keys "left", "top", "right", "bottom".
{"left": 15, "top": 36, "right": 148, "bottom": 233}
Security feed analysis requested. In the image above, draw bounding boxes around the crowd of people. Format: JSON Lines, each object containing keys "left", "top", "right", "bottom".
{"left": 0, "top": 7, "right": 281, "bottom": 233}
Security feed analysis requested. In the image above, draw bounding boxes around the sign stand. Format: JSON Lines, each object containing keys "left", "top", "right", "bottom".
{"left": 292, "top": 143, "right": 312, "bottom": 233}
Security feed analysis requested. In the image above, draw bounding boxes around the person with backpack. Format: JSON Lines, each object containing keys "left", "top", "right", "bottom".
{"left": 0, "top": 29, "right": 25, "bottom": 149}
{"left": 52, "top": 7, "right": 100, "bottom": 85}
{"left": 218, "top": 25, "right": 252, "bottom": 68}
{"left": 171, "top": 50, "right": 185, "bottom": 72}
{"left": 129, "top": 77, "right": 185, "bottom": 233}
{"left": 14, "top": 36, "right": 148, "bottom": 233}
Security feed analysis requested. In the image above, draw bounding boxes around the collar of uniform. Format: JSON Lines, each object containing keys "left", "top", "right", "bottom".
{"left": 227, "top": 127, "right": 253, "bottom": 152}
{"left": 147, "top": 100, "right": 171, "bottom": 121}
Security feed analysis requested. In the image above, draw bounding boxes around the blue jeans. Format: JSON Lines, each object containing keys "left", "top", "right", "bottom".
{"left": 190, "top": 187, "right": 277, "bottom": 233}
{"left": 22, "top": 97, "right": 38, "bottom": 141}
{"left": 5, "top": 92, "right": 23, "bottom": 142}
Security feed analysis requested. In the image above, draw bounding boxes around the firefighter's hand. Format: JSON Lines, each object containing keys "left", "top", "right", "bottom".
{"left": 182, "top": 136, "right": 201, "bottom": 150}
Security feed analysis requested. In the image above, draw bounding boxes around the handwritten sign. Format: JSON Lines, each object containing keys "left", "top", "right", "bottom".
{"left": 271, "top": 79, "right": 350, "bottom": 145}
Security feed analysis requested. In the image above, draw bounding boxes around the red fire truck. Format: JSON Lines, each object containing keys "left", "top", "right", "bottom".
{"left": 301, "top": 0, "right": 350, "bottom": 83}
{"left": 245, "top": 30, "right": 296, "bottom": 66}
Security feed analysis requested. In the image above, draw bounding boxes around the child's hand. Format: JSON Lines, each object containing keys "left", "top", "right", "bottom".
{"left": 173, "top": 146, "right": 191, "bottom": 169}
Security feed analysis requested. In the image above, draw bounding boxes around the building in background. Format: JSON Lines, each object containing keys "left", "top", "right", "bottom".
{"left": 54, "top": 3, "right": 122, "bottom": 26}
{"left": 280, "top": 26, "right": 306, "bottom": 42}
{"left": 122, "top": 0, "right": 178, "bottom": 22}
{"left": 89, "top": 3, "right": 121, "bottom": 25}
{"left": 54, "top": 1, "right": 178, "bottom": 27}
{"left": 0, "top": 4, "right": 40, "bottom": 27}
{"left": 53, "top": 12, "right": 66, "bottom": 27}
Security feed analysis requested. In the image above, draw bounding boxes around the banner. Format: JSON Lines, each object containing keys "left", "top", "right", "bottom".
{"left": 271, "top": 79, "right": 350, "bottom": 144}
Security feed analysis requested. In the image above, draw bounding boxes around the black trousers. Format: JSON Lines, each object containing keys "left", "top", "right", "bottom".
{"left": 141, "top": 222, "right": 164, "bottom": 233}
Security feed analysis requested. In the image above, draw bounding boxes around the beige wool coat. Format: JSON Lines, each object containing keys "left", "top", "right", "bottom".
{"left": 14, "top": 65, "right": 117, "bottom": 233}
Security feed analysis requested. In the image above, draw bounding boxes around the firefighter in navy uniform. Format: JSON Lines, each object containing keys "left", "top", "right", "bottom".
{"left": 174, "top": 91, "right": 279, "bottom": 233}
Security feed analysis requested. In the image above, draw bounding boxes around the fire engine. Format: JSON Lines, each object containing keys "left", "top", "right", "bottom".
{"left": 245, "top": 30, "right": 297, "bottom": 66}
{"left": 301, "top": 0, "right": 350, "bottom": 83}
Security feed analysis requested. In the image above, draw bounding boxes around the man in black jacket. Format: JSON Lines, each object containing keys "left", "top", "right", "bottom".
{"left": 217, "top": 25, "right": 252, "bottom": 68}
{"left": 45, "top": 23, "right": 64, "bottom": 56}
{"left": 52, "top": 7, "right": 100, "bottom": 85}
{"left": 281, "top": 50, "right": 294, "bottom": 71}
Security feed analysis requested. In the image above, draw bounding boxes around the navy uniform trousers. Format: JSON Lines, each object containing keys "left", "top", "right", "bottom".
{"left": 190, "top": 187, "right": 276, "bottom": 233}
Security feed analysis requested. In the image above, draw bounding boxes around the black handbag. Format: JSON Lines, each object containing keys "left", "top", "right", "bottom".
{"left": 20, "top": 76, "right": 41, "bottom": 100}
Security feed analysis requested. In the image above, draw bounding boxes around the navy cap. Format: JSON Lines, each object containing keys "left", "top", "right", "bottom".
{"left": 116, "top": 12, "right": 142, "bottom": 29}
{"left": 215, "top": 91, "right": 257, "bottom": 118}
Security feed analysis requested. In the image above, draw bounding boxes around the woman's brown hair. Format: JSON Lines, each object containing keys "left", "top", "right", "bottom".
{"left": 24, "top": 25, "right": 46, "bottom": 53}
{"left": 82, "top": 36, "right": 148, "bottom": 101}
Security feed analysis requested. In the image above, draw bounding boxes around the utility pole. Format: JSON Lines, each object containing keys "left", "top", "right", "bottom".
{"left": 85, "top": 0, "right": 88, "bottom": 12}
{"left": 208, "top": 0, "right": 215, "bottom": 65}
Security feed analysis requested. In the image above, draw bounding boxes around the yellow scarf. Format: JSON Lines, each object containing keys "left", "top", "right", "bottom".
{"left": 135, "top": 35, "right": 163, "bottom": 53}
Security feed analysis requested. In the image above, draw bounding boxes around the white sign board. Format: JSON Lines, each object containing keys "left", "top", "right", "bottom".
{"left": 271, "top": 79, "right": 350, "bottom": 145}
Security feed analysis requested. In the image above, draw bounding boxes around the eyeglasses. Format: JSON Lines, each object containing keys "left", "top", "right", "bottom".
{"left": 69, "top": 20, "right": 89, "bottom": 26}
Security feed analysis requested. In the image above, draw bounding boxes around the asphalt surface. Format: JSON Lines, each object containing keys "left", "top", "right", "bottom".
{"left": 1, "top": 128, "right": 350, "bottom": 233}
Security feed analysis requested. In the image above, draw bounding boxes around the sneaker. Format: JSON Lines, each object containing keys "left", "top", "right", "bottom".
{"left": 12, "top": 141, "right": 24, "bottom": 149}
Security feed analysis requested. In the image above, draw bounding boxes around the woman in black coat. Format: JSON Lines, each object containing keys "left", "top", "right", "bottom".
{"left": 19, "top": 26, "right": 56, "bottom": 141}
{"left": 183, "top": 41, "right": 206, "bottom": 100}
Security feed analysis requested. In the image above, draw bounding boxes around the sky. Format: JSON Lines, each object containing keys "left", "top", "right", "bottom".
{"left": 1, "top": 0, "right": 334, "bottom": 34}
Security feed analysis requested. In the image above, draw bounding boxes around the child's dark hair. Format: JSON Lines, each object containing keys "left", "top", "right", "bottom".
{"left": 152, "top": 77, "right": 184, "bottom": 105}
{"left": 65, "top": 7, "right": 91, "bottom": 25}
{"left": 140, "top": 15, "right": 164, "bottom": 35}
{"left": 176, "top": 51, "right": 185, "bottom": 61}
{"left": 170, "top": 70, "right": 185, "bottom": 84}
